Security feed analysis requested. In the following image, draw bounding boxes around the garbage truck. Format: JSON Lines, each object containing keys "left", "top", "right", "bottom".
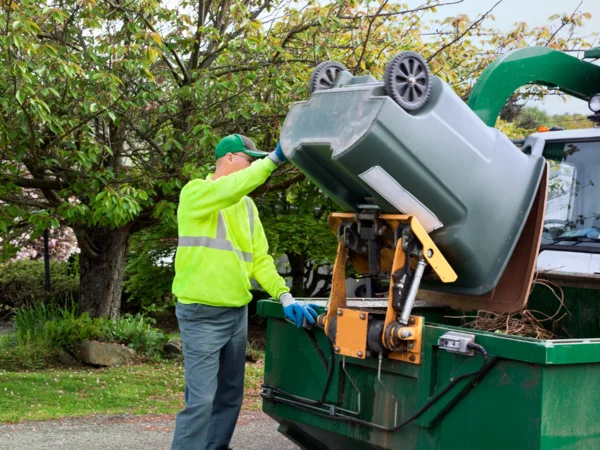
{"left": 257, "top": 46, "right": 600, "bottom": 449}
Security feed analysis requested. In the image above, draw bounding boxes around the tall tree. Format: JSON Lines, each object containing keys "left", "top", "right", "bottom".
{"left": 0, "top": 0, "right": 595, "bottom": 317}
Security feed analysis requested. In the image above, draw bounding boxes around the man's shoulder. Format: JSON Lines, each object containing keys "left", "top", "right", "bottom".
{"left": 180, "top": 177, "right": 210, "bottom": 194}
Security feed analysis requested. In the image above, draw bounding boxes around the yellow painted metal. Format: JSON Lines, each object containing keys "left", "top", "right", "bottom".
{"left": 387, "top": 316, "right": 424, "bottom": 364}
{"left": 402, "top": 215, "right": 456, "bottom": 283}
{"left": 323, "top": 241, "right": 348, "bottom": 335}
{"left": 383, "top": 238, "right": 406, "bottom": 329}
{"left": 327, "top": 213, "right": 457, "bottom": 283}
{"left": 323, "top": 212, "right": 452, "bottom": 364}
{"left": 334, "top": 308, "right": 369, "bottom": 359}
{"left": 380, "top": 240, "right": 423, "bottom": 364}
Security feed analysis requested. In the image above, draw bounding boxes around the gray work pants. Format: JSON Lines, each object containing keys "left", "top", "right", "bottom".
{"left": 171, "top": 302, "right": 248, "bottom": 450}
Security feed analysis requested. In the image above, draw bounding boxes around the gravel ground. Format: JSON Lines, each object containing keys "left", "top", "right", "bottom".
{"left": 0, "top": 411, "right": 299, "bottom": 450}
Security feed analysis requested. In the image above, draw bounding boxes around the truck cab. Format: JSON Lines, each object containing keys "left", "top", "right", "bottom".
{"left": 533, "top": 128, "right": 600, "bottom": 276}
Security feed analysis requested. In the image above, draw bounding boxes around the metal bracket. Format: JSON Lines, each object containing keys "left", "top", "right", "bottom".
{"left": 337, "top": 356, "right": 361, "bottom": 416}
{"left": 263, "top": 387, "right": 274, "bottom": 400}
{"left": 322, "top": 213, "right": 457, "bottom": 366}
{"left": 334, "top": 308, "right": 369, "bottom": 359}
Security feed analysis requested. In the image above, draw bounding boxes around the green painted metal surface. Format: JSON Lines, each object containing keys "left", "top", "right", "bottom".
{"left": 527, "top": 284, "right": 600, "bottom": 339}
{"left": 584, "top": 47, "right": 600, "bottom": 59}
{"left": 468, "top": 47, "right": 600, "bottom": 126}
{"left": 259, "top": 300, "right": 600, "bottom": 449}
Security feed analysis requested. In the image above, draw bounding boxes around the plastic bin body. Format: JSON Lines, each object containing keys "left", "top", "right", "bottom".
{"left": 259, "top": 300, "right": 600, "bottom": 450}
{"left": 280, "top": 77, "right": 546, "bottom": 295}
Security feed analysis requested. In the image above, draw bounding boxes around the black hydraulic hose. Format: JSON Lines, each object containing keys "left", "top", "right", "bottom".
{"left": 264, "top": 342, "right": 496, "bottom": 432}
{"left": 303, "top": 327, "right": 328, "bottom": 370}
{"left": 317, "top": 334, "right": 336, "bottom": 404}
{"left": 263, "top": 327, "right": 336, "bottom": 407}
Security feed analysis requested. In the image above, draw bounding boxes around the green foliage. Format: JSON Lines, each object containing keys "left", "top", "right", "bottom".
{"left": 0, "top": 260, "right": 79, "bottom": 313}
{"left": 504, "top": 106, "right": 595, "bottom": 135}
{"left": 3, "top": 301, "right": 104, "bottom": 368}
{"left": 497, "top": 106, "right": 596, "bottom": 140}
{"left": 123, "top": 223, "right": 176, "bottom": 313}
{"left": 549, "top": 113, "right": 595, "bottom": 131}
{"left": 496, "top": 119, "right": 533, "bottom": 140}
{"left": 0, "top": 301, "right": 169, "bottom": 369}
{"left": 123, "top": 247, "right": 175, "bottom": 314}
{"left": 257, "top": 180, "right": 337, "bottom": 297}
{"left": 0, "top": 0, "right": 595, "bottom": 314}
{"left": 517, "top": 106, "right": 552, "bottom": 129}
{"left": 0, "top": 0, "right": 594, "bottom": 239}
{"left": 259, "top": 180, "right": 337, "bottom": 264}
{"left": 102, "top": 314, "right": 169, "bottom": 357}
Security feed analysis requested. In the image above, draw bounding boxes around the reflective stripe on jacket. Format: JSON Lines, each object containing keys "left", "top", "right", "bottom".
{"left": 172, "top": 156, "right": 289, "bottom": 307}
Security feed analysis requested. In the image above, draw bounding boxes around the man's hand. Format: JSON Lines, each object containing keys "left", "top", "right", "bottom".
{"left": 280, "top": 293, "right": 319, "bottom": 327}
{"left": 269, "top": 142, "right": 287, "bottom": 165}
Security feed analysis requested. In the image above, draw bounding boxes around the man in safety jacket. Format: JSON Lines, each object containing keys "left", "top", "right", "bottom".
{"left": 171, "top": 134, "right": 318, "bottom": 450}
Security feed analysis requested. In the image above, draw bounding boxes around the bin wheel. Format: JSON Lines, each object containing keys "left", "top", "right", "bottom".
{"left": 309, "top": 61, "right": 347, "bottom": 94}
{"left": 384, "top": 51, "right": 431, "bottom": 111}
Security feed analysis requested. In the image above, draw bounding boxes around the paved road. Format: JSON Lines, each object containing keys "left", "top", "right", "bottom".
{"left": 0, "top": 411, "right": 299, "bottom": 450}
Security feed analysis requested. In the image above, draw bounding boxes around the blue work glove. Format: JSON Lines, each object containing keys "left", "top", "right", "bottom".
{"left": 268, "top": 142, "right": 287, "bottom": 166}
{"left": 280, "top": 293, "right": 319, "bottom": 328}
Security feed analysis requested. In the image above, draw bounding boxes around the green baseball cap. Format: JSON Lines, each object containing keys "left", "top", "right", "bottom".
{"left": 215, "top": 134, "right": 269, "bottom": 160}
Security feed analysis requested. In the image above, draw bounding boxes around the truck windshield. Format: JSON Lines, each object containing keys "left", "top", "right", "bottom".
{"left": 542, "top": 139, "right": 600, "bottom": 252}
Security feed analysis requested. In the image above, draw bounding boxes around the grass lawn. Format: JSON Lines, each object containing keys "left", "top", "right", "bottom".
{"left": 0, "top": 360, "right": 265, "bottom": 423}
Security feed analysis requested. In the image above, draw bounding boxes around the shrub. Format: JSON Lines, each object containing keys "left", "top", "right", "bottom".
{"left": 0, "top": 302, "right": 169, "bottom": 369}
{"left": 3, "top": 301, "right": 105, "bottom": 368}
{"left": 102, "top": 314, "right": 169, "bottom": 357}
{"left": 0, "top": 259, "right": 79, "bottom": 314}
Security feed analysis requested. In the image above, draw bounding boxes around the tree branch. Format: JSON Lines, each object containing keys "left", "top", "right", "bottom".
{"left": 120, "top": 114, "right": 165, "bottom": 155}
{"left": 140, "top": 15, "right": 190, "bottom": 82}
{"left": 339, "top": 0, "right": 464, "bottom": 19}
{"left": 212, "top": 59, "right": 313, "bottom": 78}
{"left": 545, "top": 1, "right": 583, "bottom": 46}
{"left": 252, "top": 173, "right": 306, "bottom": 196}
{"left": 187, "top": 0, "right": 211, "bottom": 73}
{"left": 74, "top": 227, "right": 100, "bottom": 260}
{"left": 36, "top": 33, "right": 82, "bottom": 51}
{"left": 198, "top": 0, "right": 273, "bottom": 70}
{"left": 354, "top": 0, "right": 388, "bottom": 75}
{"left": 103, "top": 0, "right": 184, "bottom": 84}
{"left": 41, "top": 95, "right": 123, "bottom": 152}
{"left": 9, "top": 176, "right": 63, "bottom": 190}
{"left": 0, "top": 196, "right": 53, "bottom": 209}
{"left": 426, "top": 0, "right": 502, "bottom": 63}
{"left": 270, "top": 21, "right": 321, "bottom": 62}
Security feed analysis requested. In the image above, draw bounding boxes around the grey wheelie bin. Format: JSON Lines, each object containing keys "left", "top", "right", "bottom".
{"left": 280, "top": 53, "right": 547, "bottom": 301}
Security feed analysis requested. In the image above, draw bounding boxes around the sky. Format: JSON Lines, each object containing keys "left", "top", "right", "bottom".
{"left": 406, "top": 0, "right": 600, "bottom": 115}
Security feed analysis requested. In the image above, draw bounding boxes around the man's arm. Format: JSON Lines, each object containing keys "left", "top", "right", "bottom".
{"left": 181, "top": 155, "right": 282, "bottom": 220}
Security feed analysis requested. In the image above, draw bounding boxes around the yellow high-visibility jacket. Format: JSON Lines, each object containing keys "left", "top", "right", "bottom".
{"left": 172, "top": 157, "right": 290, "bottom": 307}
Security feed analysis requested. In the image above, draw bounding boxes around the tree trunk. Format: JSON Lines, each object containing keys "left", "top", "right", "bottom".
{"left": 76, "top": 225, "right": 132, "bottom": 319}
{"left": 287, "top": 252, "right": 307, "bottom": 298}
